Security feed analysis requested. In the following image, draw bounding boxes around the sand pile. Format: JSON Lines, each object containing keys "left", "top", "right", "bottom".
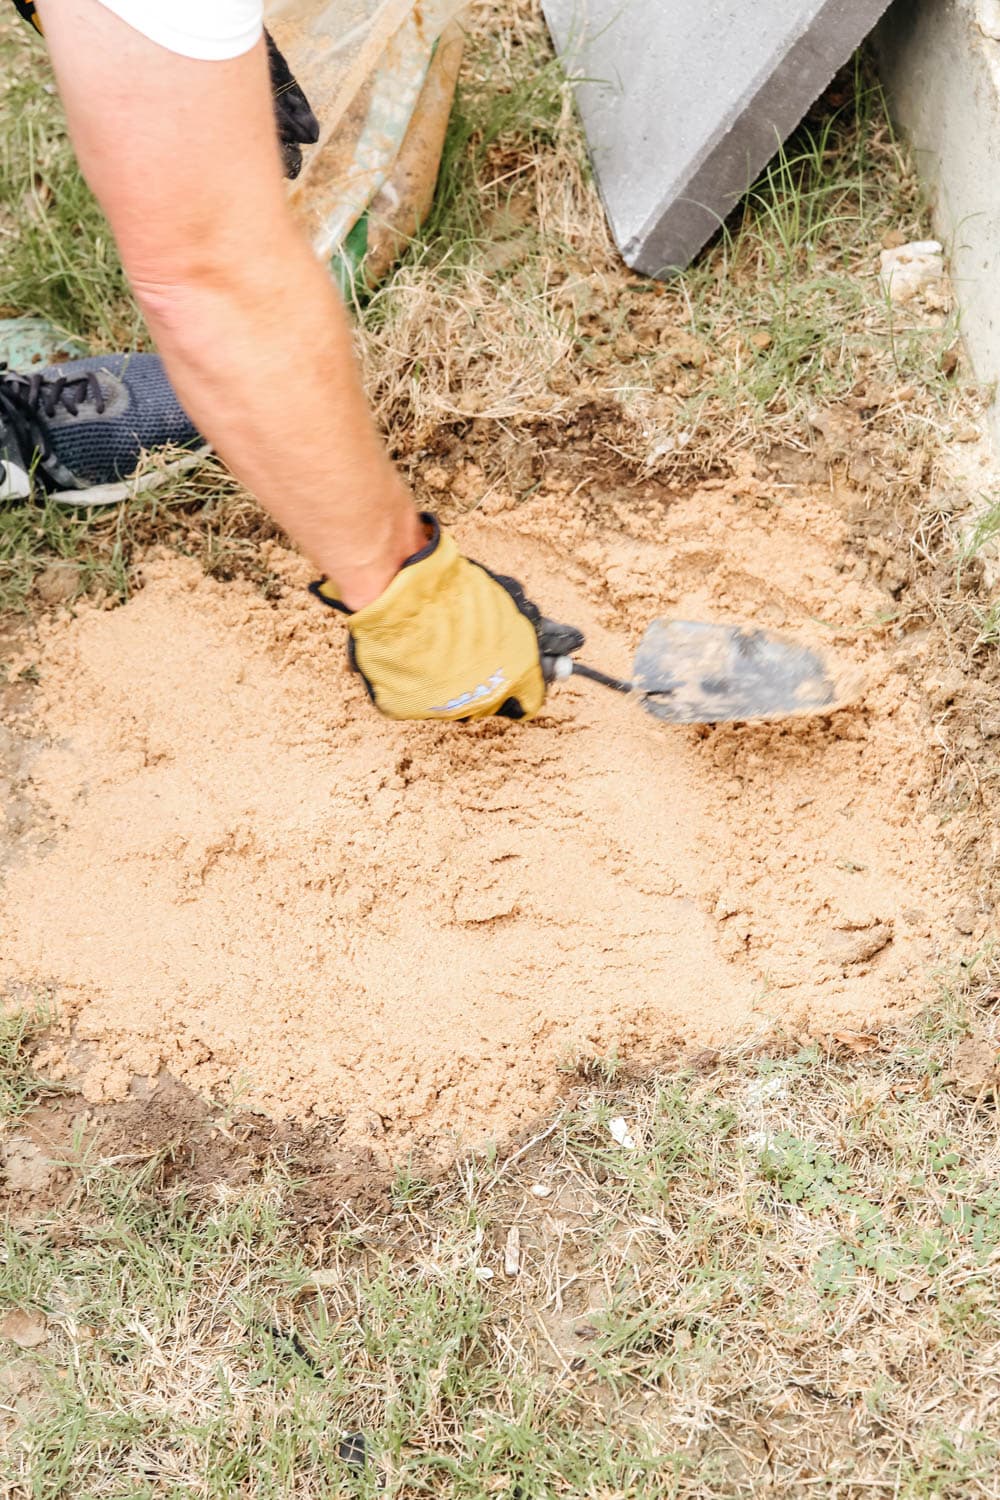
{"left": 0, "top": 470, "right": 961, "bottom": 1155}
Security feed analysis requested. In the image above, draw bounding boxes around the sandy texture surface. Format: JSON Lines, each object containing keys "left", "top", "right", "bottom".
{"left": 0, "top": 471, "right": 961, "bottom": 1155}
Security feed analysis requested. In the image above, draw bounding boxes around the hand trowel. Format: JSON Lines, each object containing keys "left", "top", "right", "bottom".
{"left": 539, "top": 618, "right": 849, "bottom": 725}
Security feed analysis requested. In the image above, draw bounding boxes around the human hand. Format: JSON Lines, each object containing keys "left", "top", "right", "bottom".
{"left": 310, "top": 514, "right": 583, "bottom": 721}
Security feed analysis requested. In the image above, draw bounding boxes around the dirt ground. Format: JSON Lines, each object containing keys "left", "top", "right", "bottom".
{"left": 0, "top": 440, "right": 985, "bottom": 1169}
{"left": 1, "top": 0, "right": 998, "bottom": 1189}
{"left": 6, "top": 14, "right": 1000, "bottom": 1493}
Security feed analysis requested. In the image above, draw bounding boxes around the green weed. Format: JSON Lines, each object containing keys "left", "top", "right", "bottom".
{"left": 0, "top": 1003, "right": 55, "bottom": 1119}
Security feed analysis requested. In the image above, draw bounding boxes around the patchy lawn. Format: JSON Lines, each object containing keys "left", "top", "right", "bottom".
{"left": 3, "top": 3, "right": 1000, "bottom": 1496}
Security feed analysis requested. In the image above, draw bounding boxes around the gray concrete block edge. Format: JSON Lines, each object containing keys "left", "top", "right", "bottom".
{"left": 627, "top": 0, "right": 893, "bottom": 276}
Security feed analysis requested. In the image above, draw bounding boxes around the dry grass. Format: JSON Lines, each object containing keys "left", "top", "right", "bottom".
{"left": 4, "top": 958, "right": 1000, "bottom": 1497}
{"left": 4, "top": 4, "right": 1000, "bottom": 1495}
{"left": 358, "top": 3, "right": 976, "bottom": 501}
{"left": 1, "top": 1, "right": 980, "bottom": 609}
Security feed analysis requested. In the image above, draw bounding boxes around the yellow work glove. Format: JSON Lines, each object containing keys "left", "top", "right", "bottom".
{"left": 310, "top": 514, "right": 568, "bottom": 721}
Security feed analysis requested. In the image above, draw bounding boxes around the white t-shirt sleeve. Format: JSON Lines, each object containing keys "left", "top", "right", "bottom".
{"left": 95, "top": 1, "right": 265, "bottom": 60}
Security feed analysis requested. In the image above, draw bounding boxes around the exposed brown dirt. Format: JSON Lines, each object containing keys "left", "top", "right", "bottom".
{"left": 0, "top": 451, "right": 976, "bottom": 1170}
{"left": 0, "top": 1071, "right": 398, "bottom": 1223}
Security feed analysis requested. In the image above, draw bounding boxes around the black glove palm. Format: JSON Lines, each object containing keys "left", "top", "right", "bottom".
{"left": 265, "top": 28, "right": 320, "bottom": 180}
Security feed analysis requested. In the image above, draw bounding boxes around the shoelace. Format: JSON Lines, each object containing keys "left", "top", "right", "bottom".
{"left": 0, "top": 364, "right": 105, "bottom": 479}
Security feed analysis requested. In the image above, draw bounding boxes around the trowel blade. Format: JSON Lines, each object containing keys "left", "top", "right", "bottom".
{"left": 632, "top": 619, "right": 839, "bottom": 724}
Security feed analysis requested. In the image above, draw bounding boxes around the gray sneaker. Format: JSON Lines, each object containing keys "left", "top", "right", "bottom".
{"left": 0, "top": 353, "right": 206, "bottom": 507}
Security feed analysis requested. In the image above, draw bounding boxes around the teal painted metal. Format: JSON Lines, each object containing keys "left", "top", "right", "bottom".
{"left": 0, "top": 317, "right": 86, "bottom": 369}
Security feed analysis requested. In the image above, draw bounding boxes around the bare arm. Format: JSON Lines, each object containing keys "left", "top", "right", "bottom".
{"left": 37, "top": 0, "right": 424, "bottom": 608}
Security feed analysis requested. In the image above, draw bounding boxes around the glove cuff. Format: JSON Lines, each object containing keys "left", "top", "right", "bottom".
{"left": 308, "top": 513, "right": 447, "bottom": 622}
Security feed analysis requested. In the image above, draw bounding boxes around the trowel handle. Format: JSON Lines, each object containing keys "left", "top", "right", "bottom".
{"left": 543, "top": 656, "right": 634, "bottom": 694}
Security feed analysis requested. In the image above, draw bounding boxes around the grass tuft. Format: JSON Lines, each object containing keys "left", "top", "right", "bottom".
{"left": 0, "top": 23, "right": 132, "bottom": 343}
{"left": 5, "top": 968, "right": 1000, "bottom": 1496}
{"left": 0, "top": 1004, "right": 55, "bottom": 1120}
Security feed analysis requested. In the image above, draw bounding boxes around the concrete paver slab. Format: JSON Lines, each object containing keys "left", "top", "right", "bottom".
{"left": 542, "top": 0, "right": 893, "bottom": 274}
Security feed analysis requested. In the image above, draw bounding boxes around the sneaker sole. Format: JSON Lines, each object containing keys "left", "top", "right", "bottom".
{"left": 47, "top": 443, "right": 211, "bottom": 508}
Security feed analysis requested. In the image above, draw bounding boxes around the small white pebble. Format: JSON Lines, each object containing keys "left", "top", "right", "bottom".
{"left": 608, "top": 1116, "right": 636, "bottom": 1150}
{"left": 504, "top": 1226, "right": 521, "bottom": 1278}
{"left": 978, "top": 0, "right": 1000, "bottom": 38}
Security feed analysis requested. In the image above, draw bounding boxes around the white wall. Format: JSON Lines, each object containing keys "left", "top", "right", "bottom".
{"left": 877, "top": 0, "right": 1000, "bottom": 434}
